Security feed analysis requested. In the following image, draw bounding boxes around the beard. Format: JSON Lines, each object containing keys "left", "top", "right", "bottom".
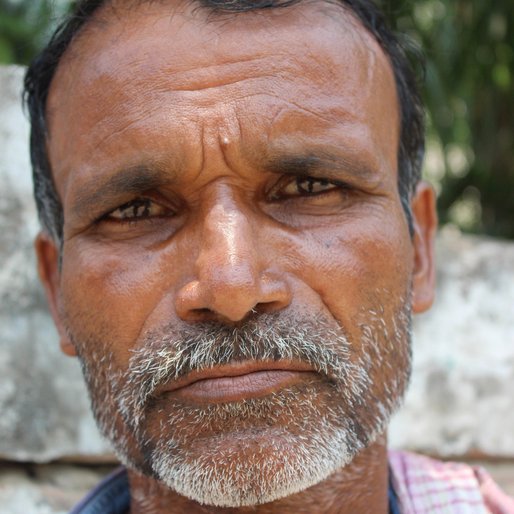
{"left": 70, "top": 299, "right": 412, "bottom": 507}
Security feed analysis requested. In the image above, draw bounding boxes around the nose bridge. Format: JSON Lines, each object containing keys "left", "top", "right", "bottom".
{"left": 197, "top": 190, "right": 259, "bottom": 293}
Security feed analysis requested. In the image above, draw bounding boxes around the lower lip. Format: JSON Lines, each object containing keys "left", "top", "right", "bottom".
{"left": 169, "top": 370, "right": 318, "bottom": 403}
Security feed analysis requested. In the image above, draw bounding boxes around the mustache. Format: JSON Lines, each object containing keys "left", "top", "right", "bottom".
{"left": 118, "top": 313, "right": 369, "bottom": 418}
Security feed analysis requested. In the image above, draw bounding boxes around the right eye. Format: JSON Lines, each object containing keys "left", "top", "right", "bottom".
{"left": 104, "top": 198, "right": 171, "bottom": 222}
{"left": 277, "top": 176, "right": 341, "bottom": 198}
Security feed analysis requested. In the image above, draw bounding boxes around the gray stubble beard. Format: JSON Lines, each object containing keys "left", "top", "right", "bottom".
{"left": 74, "top": 299, "right": 412, "bottom": 507}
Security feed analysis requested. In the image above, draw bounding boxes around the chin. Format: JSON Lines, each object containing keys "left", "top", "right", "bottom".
{"left": 151, "top": 428, "right": 362, "bottom": 507}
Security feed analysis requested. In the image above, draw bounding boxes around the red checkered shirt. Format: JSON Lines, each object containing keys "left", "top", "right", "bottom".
{"left": 389, "top": 450, "right": 514, "bottom": 513}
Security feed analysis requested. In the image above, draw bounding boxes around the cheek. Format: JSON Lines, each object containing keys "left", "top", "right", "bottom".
{"left": 60, "top": 239, "right": 185, "bottom": 362}
{"left": 281, "top": 216, "right": 413, "bottom": 327}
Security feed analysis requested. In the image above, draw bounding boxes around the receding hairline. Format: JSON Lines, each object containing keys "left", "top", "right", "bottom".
{"left": 47, "top": 0, "right": 394, "bottom": 134}
{"left": 55, "top": 0, "right": 381, "bottom": 64}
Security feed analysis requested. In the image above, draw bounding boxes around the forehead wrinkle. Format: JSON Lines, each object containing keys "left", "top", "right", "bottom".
{"left": 55, "top": 0, "right": 378, "bottom": 89}
{"left": 48, "top": 0, "right": 395, "bottom": 132}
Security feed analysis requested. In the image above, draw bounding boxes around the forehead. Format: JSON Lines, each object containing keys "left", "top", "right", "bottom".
{"left": 47, "top": 0, "right": 399, "bottom": 195}
{"left": 53, "top": 1, "right": 388, "bottom": 83}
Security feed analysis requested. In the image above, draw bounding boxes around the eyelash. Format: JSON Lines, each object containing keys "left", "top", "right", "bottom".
{"left": 101, "top": 198, "right": 172, "bottom": 223}
{"left": 270, "top": 176, "right": 348, "bottom": 201}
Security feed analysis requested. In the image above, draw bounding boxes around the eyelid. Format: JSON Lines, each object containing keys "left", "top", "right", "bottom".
{"left": 98, "top": 196, "right": 173, "bottom": 223}
{"left": 268, "top": 175, "right": 351, "bottom": 201}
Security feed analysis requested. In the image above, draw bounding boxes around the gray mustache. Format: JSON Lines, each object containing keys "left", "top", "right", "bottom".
{"left": 118, "top": 314, "right": 367, "bottom": 417}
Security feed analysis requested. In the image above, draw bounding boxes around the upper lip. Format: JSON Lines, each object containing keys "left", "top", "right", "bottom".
{"left": 157, "top": 360, "right": 316, "bottom": 395}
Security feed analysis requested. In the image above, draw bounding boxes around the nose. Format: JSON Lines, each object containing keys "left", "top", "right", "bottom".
{"left": 175, "top": 197, "right": 291, "bottom": 323}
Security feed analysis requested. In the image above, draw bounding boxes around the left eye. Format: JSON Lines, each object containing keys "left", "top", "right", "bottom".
{"left": 280, "top": 177, "right": 339, "bottom": 197}
{"left": 106, "top": 198, "right": 169, "bottom": 221}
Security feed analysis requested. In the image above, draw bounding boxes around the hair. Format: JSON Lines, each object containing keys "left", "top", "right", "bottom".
{"left": 24, "top": 0, "right": 424, "bottom": 244}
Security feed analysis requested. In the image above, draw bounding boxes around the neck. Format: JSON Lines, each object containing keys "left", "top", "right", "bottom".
{"left": 128, "top": 437, "right": 389, "bottom": 514}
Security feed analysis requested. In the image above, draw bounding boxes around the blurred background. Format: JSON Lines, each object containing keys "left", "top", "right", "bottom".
{"left": 387, "top": 0, "right": 514, "bottom": 240}
{"left": 7, "top": 0, "right": 512, "bottom": 239}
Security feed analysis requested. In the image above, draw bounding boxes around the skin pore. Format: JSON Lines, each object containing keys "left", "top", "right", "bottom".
{"left": 36, "top": 1, "right": 437, "bottom": 513}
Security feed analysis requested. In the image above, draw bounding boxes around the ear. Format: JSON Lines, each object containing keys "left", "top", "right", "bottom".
{"left": 35, "top": 233, "right": 77, "bottom": 357}
{"left": 411, "top": 181, "right": 437, "bottom": 314}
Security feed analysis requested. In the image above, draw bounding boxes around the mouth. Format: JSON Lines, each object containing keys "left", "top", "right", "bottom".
{"left": 157, "top": 361, "right": 319, "bottom": 404}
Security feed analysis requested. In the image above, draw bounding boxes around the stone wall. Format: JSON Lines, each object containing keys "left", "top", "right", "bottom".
{"left": 389, "top": 230, "right": 514, "bottom": 457}
{"left": 1, "top": 65, "right": 513, "bottom": 464}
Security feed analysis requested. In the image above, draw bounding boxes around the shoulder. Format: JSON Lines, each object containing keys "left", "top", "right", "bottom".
{"left": 388, "top": 450, "right": 514, "bottom": 514}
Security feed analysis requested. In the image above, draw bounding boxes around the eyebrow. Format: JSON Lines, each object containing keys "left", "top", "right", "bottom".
{"left": 71, "top": 164, "right": 172, "bottom": 219}
{"left": 263, "top": 152, "right": 379, "bottom": 184}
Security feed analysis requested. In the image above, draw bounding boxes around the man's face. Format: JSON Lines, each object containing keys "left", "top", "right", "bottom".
{"left": 40, "top": 0, "right": 435, "bottom": 508}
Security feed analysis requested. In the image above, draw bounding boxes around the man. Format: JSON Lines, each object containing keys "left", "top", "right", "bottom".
{"left": 24, "top": 0, "right": 514, "bottom": 512}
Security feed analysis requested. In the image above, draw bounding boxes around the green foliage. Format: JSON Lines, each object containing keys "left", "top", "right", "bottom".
{"left": 1, "top": 0, "right": 513, "bottom": 238}
{"left": 386, "top": 0, "right": 514, "bottom": 239}
{"left": 0, "top": 0, "right": 69, "bottom": 65}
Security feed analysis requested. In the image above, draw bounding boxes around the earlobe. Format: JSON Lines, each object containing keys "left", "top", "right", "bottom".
{"left": 410, "top": 182, "right": 437, "bottom": 314}
{"left": 35, "top": 233, "right": 77, "bottom": 357}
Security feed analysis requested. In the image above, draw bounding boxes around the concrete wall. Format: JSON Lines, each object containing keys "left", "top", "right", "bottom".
{"left": 1, "top": 65, "right": 513, "bottom": 463}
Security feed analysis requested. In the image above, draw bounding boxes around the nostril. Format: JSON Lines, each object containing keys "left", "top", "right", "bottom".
{"left": 189, "top": 307, "right": 216, "bottom": 321}
{"left": 254, "top": 300, "right": 285, "bottom": 315}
